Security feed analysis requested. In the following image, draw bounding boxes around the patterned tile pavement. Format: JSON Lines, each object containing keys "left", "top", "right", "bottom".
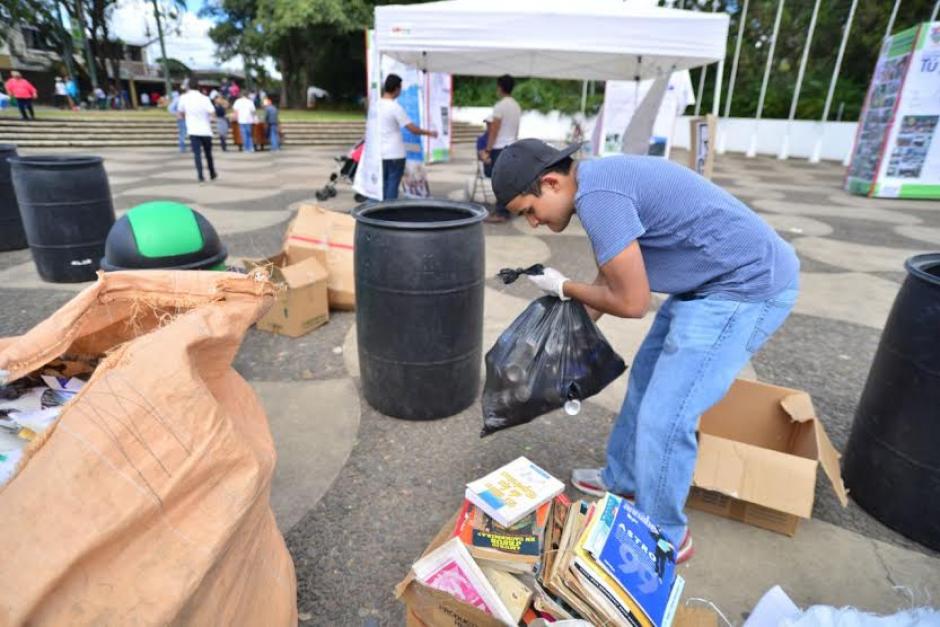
{"left": 2, "top": 143, "right": 939, "bottom": 623}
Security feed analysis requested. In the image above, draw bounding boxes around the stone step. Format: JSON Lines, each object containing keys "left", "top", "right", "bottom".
{"left": 0, "top": 117, "right": 482, "bottom": 148}
{"left": 12, "top": 137, "right": 478, "bottom": 148}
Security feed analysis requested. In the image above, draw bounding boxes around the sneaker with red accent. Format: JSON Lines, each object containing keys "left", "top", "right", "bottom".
{"left": 570, "top": 468, "right": 635, "bottom": 500}
{"left": 676, "top": 529, "right": 694, "bottom": 564}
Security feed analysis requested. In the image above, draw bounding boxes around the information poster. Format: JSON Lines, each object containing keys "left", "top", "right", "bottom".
{"left": 425, "top": 72, "right": 452, "bottom": 163}
{"left": 596, "top": 71, "right": 694, "bottom": 158}
{"left": 846, "top": 22, "right": 940, "bottom": 199}
{"left": 353, "top": 30, "right": 383, "bottom": 201}
{"left": 689, "top": 115, "right": 717, "bottom": 179}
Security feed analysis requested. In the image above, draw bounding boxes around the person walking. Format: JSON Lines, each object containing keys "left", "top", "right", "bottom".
{"left": 228, "top": 80, "right": 240, "bottom": 104}
{"left": 168, "top": 87, "right": 187, "bottom": 152}
{"left": 176, "top": 78, "right": 217, "bottom": 183}
{"left": 65, "top": 76, "right": 79, "bottom": 109}
{"left": 214, "top": 96, "right": 230, "bottom": 152}
{"left": 263, "top": 96, "right": 280, "bottom": 151}
{"left": 5, "top": 71, "right": 37, "bottom": 120}
{"left": 491, "top": 139, "right": 800, "bottom": 564}
{"left": 378, "top": 73, "right": 437, "bottom": 200}
{"left": 482, "top": 74, "right": 521, "bottom": 223}
{"left": 232, "top": 91, "right": 256, "bottom": 152}
{"left": 53, "top": 77, "right": 67, "bottom": 109}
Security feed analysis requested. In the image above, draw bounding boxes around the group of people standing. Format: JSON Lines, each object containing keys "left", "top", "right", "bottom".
{"left": 172, "top": 77, "right": 282, "bottom": 182}
{"left": 376, "top": 71, "right": 520, "bottom": 210}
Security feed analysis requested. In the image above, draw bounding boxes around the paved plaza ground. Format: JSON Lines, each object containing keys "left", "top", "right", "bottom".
{"left": 1, "top": 143, "right": 939, "bottom": 624}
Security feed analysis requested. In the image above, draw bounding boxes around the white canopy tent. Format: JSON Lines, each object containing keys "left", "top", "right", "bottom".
{"left": 356, "top": 0, "right": 730, "bottom": 199}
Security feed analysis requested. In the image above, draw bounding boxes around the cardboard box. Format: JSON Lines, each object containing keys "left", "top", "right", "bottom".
{"left": 398, "top": 509, "right": 718, "bottom": 627}
{"left": 285, "top": 203, "right": 355, "bottom": 311}
{"left": 689, "top": 379, "right": 848, "bottom": 536}
{"left": 244, "top": 253, "right": 329, "bottom": 337}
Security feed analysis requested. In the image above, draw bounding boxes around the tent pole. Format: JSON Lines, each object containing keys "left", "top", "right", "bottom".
{"left": 747, "top": 0, "right": 785, "bottom": 158}
{"left": 884, "top": 0, "right": 902, "bottom": 39}
{"left": 718, "top": 0, "right": 749, "bottom": 154}
{"left": 581, "top": 80, "right": 588, "bottom": 115}
{"left": 779, "top": 0, "right": 821, "bottom": 160}
{"left": 931, "top": 0, "right": 939, "bottom": 21}
{"left": 810, "top": 0, "right": 859, "bottom": 163}
{"left": 712, "top": 58, "right": 724, "bottom": 117}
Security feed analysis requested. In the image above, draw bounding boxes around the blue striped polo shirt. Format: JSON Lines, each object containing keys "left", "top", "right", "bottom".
{"left": 574, "top": 155, "right": 799, "bottom": 301}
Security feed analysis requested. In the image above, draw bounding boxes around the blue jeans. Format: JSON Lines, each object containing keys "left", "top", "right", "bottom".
{"left": 382, "top": 158, "right": 406, "bottom": 200}
{"left": 240, "top": 123, "right": 254, "bottom": 152}
{"left": 268, "top": 123, "right": 280, "bottom": 150}
{"left": 176, "top": 118, "right": 187, "bottom": 152}
{"left": 602, "top": 277, "right": 800, "bottom": 544}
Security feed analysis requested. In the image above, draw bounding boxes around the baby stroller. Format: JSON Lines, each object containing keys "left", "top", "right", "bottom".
{"left": 316, "top": 139, "right": 365, "bottom": 201}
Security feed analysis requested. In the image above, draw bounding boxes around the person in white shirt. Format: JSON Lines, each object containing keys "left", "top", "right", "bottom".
{"left": 378, "top": 73, "right": 437, "bottom": 200}
{"left": 482, "top": 74, "right": 522, "bottom": 222}
{"left": 176, "top": 78, "right": 218, "bottom": 182}
{"left": 231, "top": 93, "right": 257, "bottom": 152}
{"left": 53, "top": 77, "right": 67, "bottom": 109}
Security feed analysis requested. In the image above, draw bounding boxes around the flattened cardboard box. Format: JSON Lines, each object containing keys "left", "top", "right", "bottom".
{"left": 689, "top": 379, "right": 848, "bottom": 536}
{"left": 285, "top": 203, "right": 355, "bottom": 311}
{"left": 243, "top": 253, "right": 329, "bottom": 337}
{"left": 398, "top": 507, "right": 721, "bottom": 627}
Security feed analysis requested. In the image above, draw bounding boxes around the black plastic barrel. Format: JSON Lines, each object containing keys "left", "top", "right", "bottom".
{"left": 10, "top": 155, "right": 115, "bottom": 282}
{"left": 354, "top": 200, "right": 487, "bottom": 420}
{"left": 843, "top": 253, "right": 940, "bottom": 550}
{"left": 0, "top": 144, "right": 27, "bottom": 251}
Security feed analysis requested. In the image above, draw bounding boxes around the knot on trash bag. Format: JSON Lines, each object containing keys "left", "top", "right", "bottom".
{"left": 497, "top": 264, "right": 545, "bottom": 285}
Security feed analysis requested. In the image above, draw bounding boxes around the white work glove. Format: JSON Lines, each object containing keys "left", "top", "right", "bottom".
{"left": 528, "top": 267, "right": 570, "bottom": 301}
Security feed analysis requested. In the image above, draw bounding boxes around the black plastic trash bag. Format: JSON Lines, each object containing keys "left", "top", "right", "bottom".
{"left": 481, "top": 266, "right": 627, "bottom": 436}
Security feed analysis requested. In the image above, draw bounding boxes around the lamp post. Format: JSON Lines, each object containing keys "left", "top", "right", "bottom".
{"left": 810, "top": 0, "right": 859, "bottom": 163}
{"left": 778, "top": 0, "right": 821, "bottom": 160}
{"left": 718, "top": 0, "right": 749, "bottom": 154}
{"left": 746, "top": 0, "right": 785, "bottom": 158}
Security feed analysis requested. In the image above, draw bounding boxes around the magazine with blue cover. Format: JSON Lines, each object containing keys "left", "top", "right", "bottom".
{"left": 596, "top": 499, "right": 683, "bottom": 626}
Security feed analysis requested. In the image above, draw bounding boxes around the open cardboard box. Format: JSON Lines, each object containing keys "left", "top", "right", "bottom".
{"left": 689, "top": 379, "right": 849, "bottom": 536}
{"left": 243, "top": 252, "right": 329, "bottom": 337}
{"left": 397, "top": 507, "right": 720, "bottom": 627}
{"left": 284, "top": 203, "right": 356, "bottom": 311}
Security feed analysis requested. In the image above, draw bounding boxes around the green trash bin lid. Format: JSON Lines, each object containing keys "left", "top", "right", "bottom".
{"left": 127, "top": 201, "right": 204, "bottom": 258}
{"left": 100, "top": 200, "right": 228, "bottom": 271}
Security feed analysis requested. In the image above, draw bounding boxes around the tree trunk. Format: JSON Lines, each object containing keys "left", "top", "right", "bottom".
{"left": 280, "top": 54, "right": 289, "bottom": 108}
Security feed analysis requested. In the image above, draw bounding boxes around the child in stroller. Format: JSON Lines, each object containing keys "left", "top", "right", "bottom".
{"left": 315, "top": 138, "right": 365, "bottom": 201}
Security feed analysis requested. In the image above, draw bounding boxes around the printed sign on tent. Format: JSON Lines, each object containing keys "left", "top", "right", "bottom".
{"left": 595, "top": 71, "right": 694, "bottom": 158}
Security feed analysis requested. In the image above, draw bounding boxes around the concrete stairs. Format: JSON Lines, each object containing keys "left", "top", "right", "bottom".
{"left": 0, "top": 118, "right": 483, "bottom": 149}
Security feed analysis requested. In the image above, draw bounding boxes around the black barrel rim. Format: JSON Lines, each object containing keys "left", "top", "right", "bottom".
{"left": 904, "top": 253, "right": 940, "bottom": 287}
{"left": 9, "top": 155, "right": 103, "bottom": 168}
{"left": 353, "top": 199, "right": 487, "bottom": 230}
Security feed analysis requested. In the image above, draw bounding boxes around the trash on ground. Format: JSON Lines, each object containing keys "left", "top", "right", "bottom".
{"left": 481, "top": 268, "right": 626, "bottom": 436}
{"left": 285, "top": 203, "right": 356, "bottom": 311}
{"left": 244, "top": 252, "right": 329, "bottom": 337}
{"left": 745, "top": 585, "right": 940, "bottom": 627}
{"left": 687, "top": 379, "right": 847, "bottom": 536}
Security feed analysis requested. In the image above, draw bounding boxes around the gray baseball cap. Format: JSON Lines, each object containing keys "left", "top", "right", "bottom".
{"left": 491, "top": 138, "right": 581, "bottom": 206}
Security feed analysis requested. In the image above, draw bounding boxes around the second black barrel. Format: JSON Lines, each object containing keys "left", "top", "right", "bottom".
{"left": 10, "top": 155, "right": 115, "bottom": 282}
{"left": 0, "top": 144, "right": 27, "bottom": 251}
{"left": 354, "top": 200, "right": 487, "bottom": 420}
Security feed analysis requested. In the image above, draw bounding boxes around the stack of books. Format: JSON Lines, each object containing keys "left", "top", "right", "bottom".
{"left": 405, "top": 457, "right": 685, "bottom": 626}
{"left": 541, "top": 493, "right": 685, "bottom": 627}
